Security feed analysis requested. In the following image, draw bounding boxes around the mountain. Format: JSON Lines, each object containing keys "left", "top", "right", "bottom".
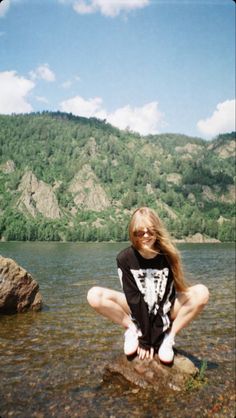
{"left": 0, "top": 112, "right": 235, "bottom": 242}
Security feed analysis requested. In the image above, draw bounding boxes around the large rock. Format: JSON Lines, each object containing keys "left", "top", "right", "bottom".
{"left": 104, "top": 351, "right": 198, "bottom": 392}
{"left": 68, "top": 164, "right": 111, "bottom": 211}
{"left": 0, "top": 256, "right": 42, "bottom": 314}
{"left": 17, "top": 171, "right": 61, "bottom": 219}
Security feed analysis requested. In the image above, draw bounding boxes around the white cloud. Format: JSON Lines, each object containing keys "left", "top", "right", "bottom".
{"left": 0, "top": 0, "right": 10, "bottom": 17}
{"left": 0, "top": 71, "right": 35, "bottom": 114}
{"left": 59, "top": 95, "right": 164, "bottom": 135}
{"left": 0, "top": 0, "right": 30, "bottom": 18}
{"left": 107, "top": 102, "right": 164, "bottom": 135}
{"left": 60, "top": 95, "right": 104, "bottom": 117}
{"left": 73, "top": 0, "right": 94, "bottom": 14}
{"left": 61, "top": 0, "right": 149, "bottom": 17}
{"left": 29, "top": 64, "right": 56, "bottom": 82}
{"left": 197, "top": 99, "right": 236, "bottom": 138}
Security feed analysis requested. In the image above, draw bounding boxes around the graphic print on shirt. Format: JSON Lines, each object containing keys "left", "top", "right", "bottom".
{"left": 130, "top": 268, "right": 169, "bottom": 314}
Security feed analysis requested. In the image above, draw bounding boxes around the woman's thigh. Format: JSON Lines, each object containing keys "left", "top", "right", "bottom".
{"left": 91, "top": 286, "right": 131, "bottom": 315}
{"left": 170, "top": 286, "right": 194, "bottom": 320}
{"left": 170, "top": 283, "right": 209, "bottom": 320}
{"left": 106, "top": 288, "right": 131, "bottom": 314}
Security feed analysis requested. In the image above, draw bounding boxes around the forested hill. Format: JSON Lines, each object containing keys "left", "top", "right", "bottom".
{"left": 0, "top": 112, "right": 235, "bottom": 242}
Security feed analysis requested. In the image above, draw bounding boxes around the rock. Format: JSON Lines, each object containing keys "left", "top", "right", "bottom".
{"left": 17, "top": 171, "right": 61, "bottom": 219}
{"left": 220, "top": 185, "right": 235, "bottom": 204}
{"left": 210, "top": 139, "right": 235, "bottom": 159}
{"left": 0, "top": 160, "right": 16, "bottom": 174}
{"left": 202, "top": 185, "right": 217, "bottom": 202}
{"left": 146, "top": 183, "right": 154, "bottom": 195}
{"left": 158, "top": 201, "right": 178, "bottom": 220}
{"left": 166, "top": 173, "right": 182, "bottom": 186}
{"left": 85, "top": 137, "right": 97, "bottom": 157}
{"left": 185, "top": 233, "right": 220, "bottom": 243}
{"left": 175, "top": 143, "right": 203, "bottom": 154}
{"left": 187, "top": 192, "right": 196, "bottom": 203}
{"left": 103, "top": 351, "right": 198, "bottom": 392}
{"left": 0, "top": 256, "right": 42, "bottom": 314}
{"left": 68, "top": 164, "right": 111, "bottom": 211}
{"left": 217, "top": 215, "right": 229, "bottom": 225}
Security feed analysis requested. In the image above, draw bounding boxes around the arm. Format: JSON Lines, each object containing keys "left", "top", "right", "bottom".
{"left": 117, "top": 258, "right": 151, "bottom": 350}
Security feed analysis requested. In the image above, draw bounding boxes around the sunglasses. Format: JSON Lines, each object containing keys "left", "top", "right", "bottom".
{"left": 134, "top": 228, "right": 154, "bottom": 238}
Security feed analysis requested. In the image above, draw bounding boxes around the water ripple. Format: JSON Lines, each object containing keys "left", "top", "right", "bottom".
{"left": 0, "top": 242, "right": 235, "bottom": 417}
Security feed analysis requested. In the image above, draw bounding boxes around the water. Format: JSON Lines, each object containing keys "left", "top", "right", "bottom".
{"left": 0, "top": 242, "right": 235, "bottom": 417}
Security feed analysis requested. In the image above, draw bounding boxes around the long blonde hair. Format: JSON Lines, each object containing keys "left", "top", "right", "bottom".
{"left": 129, "top": 207, "right": 188, "bottom": 292}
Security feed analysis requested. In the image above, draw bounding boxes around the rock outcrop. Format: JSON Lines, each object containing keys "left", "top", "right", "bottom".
{"left": 158, "top": 201, "right": 178, "bottom": 220}
{"left": 185, "top": 233, "right": 220, "bottom": 243}
{"left": 174, "top": 143, "right": 203, "bottom": 161}
{"left": 209, "top": 139, "right": 235, "bottom": 159}
{"left": 174, "top": 233, "right": 220, "bottom": 243}
{"left": 104, "top": 351, "right": 198, "bottom": 392}
{"left": 220, "top": 184, "right": 235, "bottom": 203}
{"left": 166, "top": 173, "right": 182, "bottom": 185}
{"left": 175, "top": 143, "right": 203, "bottom": 154}
{"left": 0, "top": 256, "right": 42, "bottom": 314}
{"left": 69, "top": 164, "right": 111, "bottom": 211}
{"left": 0, "top": 160, "right": 16, "bottom": 173}
{"left": 17, "top": 171, "right": 61, "bottom": 219}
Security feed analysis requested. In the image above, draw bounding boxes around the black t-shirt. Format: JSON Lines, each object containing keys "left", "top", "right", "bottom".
{"left": 117, "top": 246, "right": 176, "bottom": 350}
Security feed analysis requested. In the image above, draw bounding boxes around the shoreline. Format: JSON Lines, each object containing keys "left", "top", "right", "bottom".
{"left": 0, "top": 237, "right": 228, "bottom": 244}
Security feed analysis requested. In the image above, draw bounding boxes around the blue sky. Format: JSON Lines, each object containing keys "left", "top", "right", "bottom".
{"left": 0, "top": 0, "right": 235, "bottom": 139}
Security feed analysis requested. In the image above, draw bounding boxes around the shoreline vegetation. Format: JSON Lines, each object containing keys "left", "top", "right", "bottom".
{"left": 0, "top": 112, "right": 235, "bottom": 243}
{"left": 0, "top": 234, "right": 224, "bottom": 244}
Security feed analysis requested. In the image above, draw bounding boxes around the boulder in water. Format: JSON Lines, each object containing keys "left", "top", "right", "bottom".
{"left": 104, "top": 351, "right": 198, "bottom": 392}
{"left": 0, "top": 256, "right": 42, "bottom": 314}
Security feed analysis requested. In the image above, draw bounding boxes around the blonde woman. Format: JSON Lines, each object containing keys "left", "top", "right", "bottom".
{"left": 87, "top": 207, "right": 209, "bottom": 363}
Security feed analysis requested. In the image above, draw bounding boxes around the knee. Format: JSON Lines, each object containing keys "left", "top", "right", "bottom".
{"left": 87, "top": 286, "right": 103, "bottom": 309}
{"left": 193, "top": 284, "right": 210, "bottom": 307}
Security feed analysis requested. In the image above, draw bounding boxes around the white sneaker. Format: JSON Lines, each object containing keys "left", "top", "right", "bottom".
{"left": 124, "top": 324, "right": 142, "bottom": 356}
{"left": 158, "top": 333, "right": 175, "bottom": 363}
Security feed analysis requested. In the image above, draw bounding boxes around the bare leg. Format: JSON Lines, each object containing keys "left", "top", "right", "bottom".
{"left": 170, "top": 284, "right": 209, "bottom": 337}
{"left": 87, "top": 286, "right": 132, "bottom": 329}
{"left": 158, "top": 284, "right": 209, "bottom": 362}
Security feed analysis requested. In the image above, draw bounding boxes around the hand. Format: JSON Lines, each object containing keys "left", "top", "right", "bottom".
{"left": 137, "top": 346, "right": 154, "bottom": 360}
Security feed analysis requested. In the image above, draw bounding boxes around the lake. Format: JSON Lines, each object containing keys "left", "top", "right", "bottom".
{"left": 0, "top": 242, "right": 235, "bottom": 417}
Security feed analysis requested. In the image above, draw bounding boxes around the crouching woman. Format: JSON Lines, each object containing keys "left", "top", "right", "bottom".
{"left": 87, "top": 207, "right": 209, "bottom": 363}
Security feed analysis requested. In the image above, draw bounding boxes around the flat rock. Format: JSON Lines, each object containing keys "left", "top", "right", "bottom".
{"left": 104, "top": 351, "right": 198, "bottom": 392}
{"left": 0, "top": 256, "right": 43, "bottom": 314}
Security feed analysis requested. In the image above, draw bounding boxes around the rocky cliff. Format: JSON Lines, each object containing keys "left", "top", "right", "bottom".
{"left": 17, "top": 171, "right": 61, "bottom": 219}
{"left": 69, "top": 164, "right": 111, "bottom": 211}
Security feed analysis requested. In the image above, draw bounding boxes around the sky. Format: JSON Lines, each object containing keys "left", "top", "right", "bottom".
{"left": 0, "top": 0, "right": 235, "bottom": 139}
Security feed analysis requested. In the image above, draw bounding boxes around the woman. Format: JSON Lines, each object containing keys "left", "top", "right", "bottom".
{"left": 87, "top": 207, "right": 209, "bottom": 363}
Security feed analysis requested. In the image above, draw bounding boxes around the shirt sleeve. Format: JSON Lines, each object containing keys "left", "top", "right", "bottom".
{"left": 117, "top": 257, "right": 152, "bottom": 350}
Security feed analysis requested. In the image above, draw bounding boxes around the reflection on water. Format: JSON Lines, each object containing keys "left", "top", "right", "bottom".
{"left": 0, "top": 242, "right": 235, "bottom": 417}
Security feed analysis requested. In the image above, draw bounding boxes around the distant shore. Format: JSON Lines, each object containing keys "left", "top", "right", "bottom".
{"left": 0, "top": 233, "right": 224, "bottom": 244}
{"left": 173, "top": 233, "right": 221, "bottom": 244}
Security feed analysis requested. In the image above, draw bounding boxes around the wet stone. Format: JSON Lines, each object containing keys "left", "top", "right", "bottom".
{"left": 0, "top": 255, "right": 43, "bottom": 314}
{"left": 103, "top": 351, "right": 198, "bottom": 392}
